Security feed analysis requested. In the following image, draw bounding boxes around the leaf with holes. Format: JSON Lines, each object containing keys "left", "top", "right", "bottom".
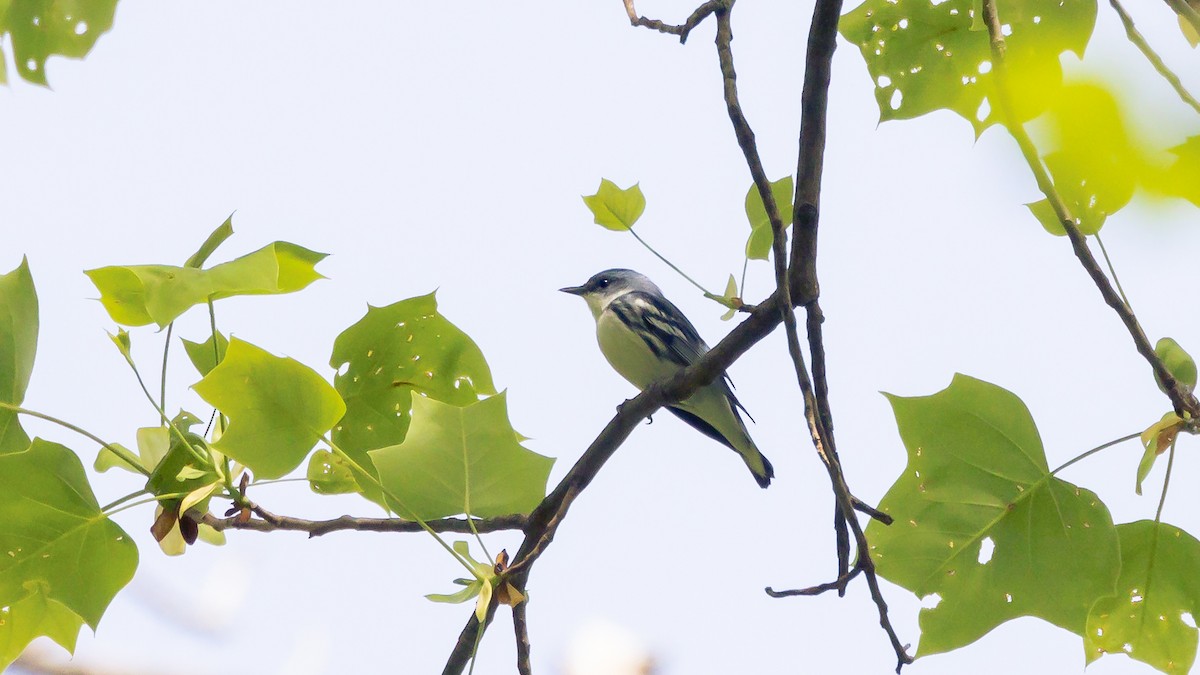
{"left": 744, "top": 176, "right": 794, "bottom": 261}
{"left": 0, "top": 439, "right": 138, "bottom": 634}
{"left": 0, "top": 258, "right": 37, "bottom": 455}
{"left": 0, "top": 0, "right": 118, "bottom": 86}
{"left": 369, "top": 393, "right": 553, "bottom": 520}
{"left": 582, "top": 179, "right": 646, "bottom": 231}
{"left": 326, "top": 292, "right": 495, "bottom": 503}
{"left": 86, "top": 241, "right": 327, "bottom": 328}
{"left": 867, "top": 374, "right": 1119, "bottom": 656}
{"left": 839, "top": 0, "right": 1096, "bottom": 134}
{"left": 193, "top": 338, "right": 345, "bottom": 480}
{"left": 1086, "top": 521, "right": 1200, "bottom": 672}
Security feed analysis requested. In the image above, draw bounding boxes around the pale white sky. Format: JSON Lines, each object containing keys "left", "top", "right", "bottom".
{"left": 2, "top": 1, "right": 1198, "bottom": 674}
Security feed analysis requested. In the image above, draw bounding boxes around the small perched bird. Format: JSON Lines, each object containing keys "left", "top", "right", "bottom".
{"left": 561, "top": 269, "right": 774, "bottom": 488}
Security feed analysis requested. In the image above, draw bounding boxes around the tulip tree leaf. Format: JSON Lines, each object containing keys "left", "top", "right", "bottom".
{"left": 0, "top": 0, "right": 118, "bottom": 86}
{"left": 1085, "top": 521, "right": 1200, "bottom": 673}
{"left": 328, "top": 292, "right": 495, "bottom": 502}
{"left": 181, "top": 330, "right": 229, "bottom": 377}
{"left": 839, "top": 0, "right": 1096, "bottom": 134}
{"left": 744, "top": 176, "right": 793, "bottom": 260}
{"left": 193, "top": 338, "right": 345, "bottom": 480}
{"left": 85, "top": 241, "right": 327, "bottom": 328}
{"left": 867, "top": 374, "right": 1119, "bottom": 656}
{"left": 1027, "top": 83, "right": 1139, "bottom": 236}
{"left": 307, "top": 448, "right": 359, "bottom": 495}
{"left": 582, "top": 179, "right": 646, "bottom": 231}
{"left": 370, "top": 393, "right": 553, "bottom": 520}
{"left": 0, "top": 585, "right": 84, "bottom": 671}
{"left": 0, "top": 258, "right": 36, "bottom": 454}
{"left": 0, "top": 439, "right": 138, "bottom": 631}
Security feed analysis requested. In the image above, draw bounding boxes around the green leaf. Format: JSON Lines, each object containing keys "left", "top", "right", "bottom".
{"left": 744, "top": 176, "right": 794, "bottom": 260}
{"left": 369, "top": 393, "right": 554, "bottom": 520}
{"left": 193, "top": 338, "right": 345, "bottom": 480}
{"left": 144, "top": 431, "right": 217, "bottom": 500}
{"left": 582, "top": 179, "right": 646, "bottom": 231}
{"left": 1160, "top": 136, "right": 1200, "bottom": 207}
{"left": 719, "top": 274, "right": 738, "bottom": 322}
{"left": 1086, "top": 521, "right": 1200, "bottom": 672}
{"left": 1154, "top": 337, "right": 1197, "bottom": 394}
{"left": 1029, "top": 83, "right": 1140, "bottom": 236}
{"left": 1136, "top": 413, "right": 1184, "bottom": 496}
{"left": 106, "top": 328, "right": 134, "bottom": 368}
{"left": 0, "top": 0, "right": 118, "bottom": 86}
{"left": 839, "top": 0, "right": 1096, "bottom": 134}
{"left": 330, "top": 292, "right": 495, "bottom": 502}
{"left": 868, "top": 374, "right": 1119, "bottom": 655}
{"left": 85, "top": 241, "right": 328, "bottom": 328}
{"left": 181, "top": 330, "right": 229, "bottom": 377}
{"left": 306, "top": 448, "right": 360, "bottom": 495}
{"left": 184, "top": 217, "right": 235, "bottom": 269}
{"left": 0, "top": 258, "right": 37, "bottom": 454}
{"left": 0, "top": 439, "right": 138, "bottom": 629}
{"left": 0, "top": 585, "right": 84, "bottom": 671}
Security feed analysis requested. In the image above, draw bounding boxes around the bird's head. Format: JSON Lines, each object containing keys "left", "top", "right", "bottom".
{"left": 560, "top": 268, "right": 661, "bottom": 319}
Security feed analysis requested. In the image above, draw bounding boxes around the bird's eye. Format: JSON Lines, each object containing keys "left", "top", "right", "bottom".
{"left": 597, "top": 278, "right": 610, "bottom": 288}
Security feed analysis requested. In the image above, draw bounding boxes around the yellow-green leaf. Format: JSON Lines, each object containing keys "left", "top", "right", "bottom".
{"left": 582, "top": 179, "right": 646, "bottom": 231}
{"left": 193, "top": 338, "right": 345, "bottom": 480}
{"left": 369, "top": 393, "right": 553, "bottom": 520}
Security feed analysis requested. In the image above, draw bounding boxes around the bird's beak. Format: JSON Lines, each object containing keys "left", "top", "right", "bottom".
{"left": 559, "top": 285, "right": 587, "bottom": 296}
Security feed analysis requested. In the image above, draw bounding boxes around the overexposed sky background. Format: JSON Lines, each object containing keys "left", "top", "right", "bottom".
{"left": 2, "top": 1, "right": 1199, "bottom": 673}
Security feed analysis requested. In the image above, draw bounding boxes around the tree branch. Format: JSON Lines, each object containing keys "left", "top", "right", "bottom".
{"left": 441, "top": 254, "right": 821, "bottom": 673}
{"left": 982, "top": 0, "right": 1200, "bottom": 422}
{"left": 202, "top": 504, "right": 526, "bottom": 537}
{"left": 1110, "top": 0, "right": 1200, "bottom": 116}
{"left": 514, "top": 601, "right": 533, "bottom": 675}
{"left": 627, "top": 0, "right": 721, "bottom": 44}
{"left": 712, "top": 1, "right": 910, "bottom": 670}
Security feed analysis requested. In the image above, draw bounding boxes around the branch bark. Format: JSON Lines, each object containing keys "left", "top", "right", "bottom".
{"left": 203, "top": 505, "right": 526, "bottom": 537}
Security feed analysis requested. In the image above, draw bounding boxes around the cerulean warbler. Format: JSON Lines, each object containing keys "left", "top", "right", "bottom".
{"left": 561, "top": 269, "right": 774, "bottom": 488}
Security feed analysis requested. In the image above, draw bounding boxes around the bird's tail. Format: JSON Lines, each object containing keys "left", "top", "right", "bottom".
{"left": 744, "top": 450, "right": 774, "bottom": 489}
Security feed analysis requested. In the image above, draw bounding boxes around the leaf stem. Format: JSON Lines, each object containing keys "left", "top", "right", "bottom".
{"left": 160, "top": 322, "right": 173, "bottom": 415}
{"left": 0, "top": 401, "right": 150, "bottom": 476}
{"left": 626, "top": 228, "right": 718, "bottom": 299}
{"left": 1154, "top": 436, "right": 1177, "bottom": 522}
{"left": 124, "top": 353, "right": 212, "bottom": 467}
{"left": 1050, "top": 431, "right": 1141, "bottom": 475}
{"left": 101, "top": 488, "right": 151, "bottom": 513}
{"left": 322, "top": 435, "right": 482, "bottom": 579}
{"left": 104, "top": 490, "right": 192, "bottom": 518}
{"left": 1109, "top": 0, "right": 1200, "bottom": 116}
{"left": 1094, "top": 233, "right": 1132, "bottom": 314}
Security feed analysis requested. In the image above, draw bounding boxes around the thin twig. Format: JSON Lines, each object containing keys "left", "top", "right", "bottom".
{"left": 630, "top": 0, "right": 721, "bottom": 44}
{"left": 981, "top": 0, "right": 1200, "bottom": 421}
{"left": 202, "top": 505, "right": 526, "bottom": 537}
{"left": 712, "top": 1, "right": 909, "bottom": 669}
{"left": 1110, "top": 0, "right": 1200, "bottom": 116}
{"left": 1163, "top": 0, "right": 1200, "bottom": 39}
{"left": 766, "top": 564, "right": 863, "bottom": 597}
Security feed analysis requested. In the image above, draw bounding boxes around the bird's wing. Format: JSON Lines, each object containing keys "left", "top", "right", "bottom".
{"left": 608, "top": 291, "right": 756, "bottom": 423}
{"left": 608, "top": 291, "right": 708, "bottom": 368}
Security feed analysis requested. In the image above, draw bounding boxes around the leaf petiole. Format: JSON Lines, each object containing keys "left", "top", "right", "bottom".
{"left": 0, "top": 401, "right": 150, "bottom": 476}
